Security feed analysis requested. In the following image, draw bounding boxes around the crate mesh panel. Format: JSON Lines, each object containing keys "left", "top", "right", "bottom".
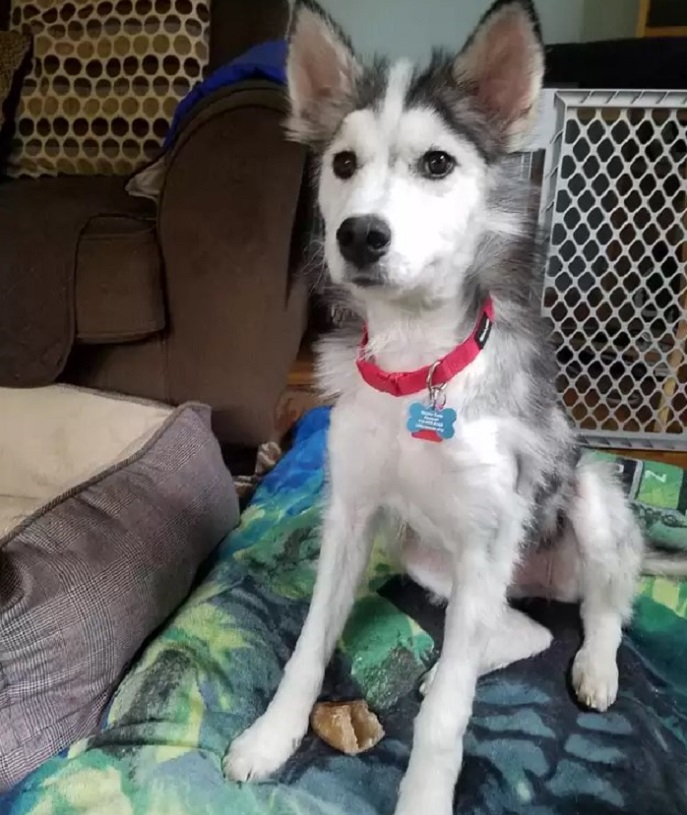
{"left": 542, "top": 100, "right": 687, "bottom": 446}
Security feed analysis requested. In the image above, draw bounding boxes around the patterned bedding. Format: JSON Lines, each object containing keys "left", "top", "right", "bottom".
{"left": 4, "top": 407, "right": 687, "bottom": 815}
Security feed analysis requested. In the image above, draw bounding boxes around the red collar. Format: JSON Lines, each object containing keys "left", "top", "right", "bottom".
{"left": 356, "top": 298, "right": 495, "bottom": 397}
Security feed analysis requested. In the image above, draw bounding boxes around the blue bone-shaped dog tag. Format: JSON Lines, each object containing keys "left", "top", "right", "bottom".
{"left": 407, "top": 402, "right": 457, "bottom": 443}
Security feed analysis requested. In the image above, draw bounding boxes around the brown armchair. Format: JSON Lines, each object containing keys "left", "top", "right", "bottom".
{"left": 0, "top": 0, "right": 309, "bottom": 452}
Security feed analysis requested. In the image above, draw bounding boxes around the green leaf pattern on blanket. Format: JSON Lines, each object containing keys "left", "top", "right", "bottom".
{"left": 5, "top": 411, "right": 687, "bottom": 814}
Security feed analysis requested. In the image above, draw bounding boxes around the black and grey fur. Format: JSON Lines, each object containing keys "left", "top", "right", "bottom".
{"left": 224, "top": 3, "right": 647, "bottom": 813}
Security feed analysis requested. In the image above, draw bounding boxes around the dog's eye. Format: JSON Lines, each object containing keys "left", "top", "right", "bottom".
{"left": 421, "top": 150, "right": 455, "bottom": 179}
{"left": 332, "top": 151, "right": 357, "bottom": 180}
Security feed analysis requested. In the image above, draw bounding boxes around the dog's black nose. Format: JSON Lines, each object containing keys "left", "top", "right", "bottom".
{"left": 336, "top": 215, "right": 391, "bottom": 268}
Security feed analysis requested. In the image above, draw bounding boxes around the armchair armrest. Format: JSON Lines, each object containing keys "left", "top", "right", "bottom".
{"left": 158, "top": 80, "right": 309, "bottom": 446}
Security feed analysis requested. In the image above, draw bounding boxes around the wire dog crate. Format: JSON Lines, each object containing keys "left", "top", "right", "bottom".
{"left": 533, "top": 89, "right": 687, "bottom": 451}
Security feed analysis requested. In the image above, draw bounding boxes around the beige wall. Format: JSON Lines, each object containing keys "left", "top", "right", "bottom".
{"left": 307, "top": 1, "right": 641, "bottom": 63}
{"left": 312, "top": 0, "right": 587, "bottom": 60}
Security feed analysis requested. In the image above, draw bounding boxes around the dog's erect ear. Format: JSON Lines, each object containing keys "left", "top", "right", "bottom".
{"left": 454, "top": 0, "right": 543, "bottom": 150}
{"left": 286, "top": 0, "right": 361, "bottom": 146}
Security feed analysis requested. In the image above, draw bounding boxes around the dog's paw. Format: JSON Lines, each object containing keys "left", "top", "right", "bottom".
{"left": 419, "top": 663, "right": 437, "bottom": 697}
{"left": 394, "top": 745, "right": 462, "bottom": 815}
{"left": 571, "top": 647, "right": 619, "bottom": 712}
{"left": 395, "top": 800, "right": 452, "bottom": 815}
{"left": 223, "top": 715, "right": 305, "bottom": 782}
{"left": 394, "top": 779, "right": 453, "bottom": 815}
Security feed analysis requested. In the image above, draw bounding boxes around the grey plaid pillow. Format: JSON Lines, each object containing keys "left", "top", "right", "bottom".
{"left": 0, "top": 388, "right": 238, "bottom": 790}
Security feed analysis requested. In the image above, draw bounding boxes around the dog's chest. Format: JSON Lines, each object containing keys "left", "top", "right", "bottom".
{"left": 341, "top": 384, "right": 504, "bottom": 534}
{"left": 399, "top": 412, "right": 499, "bottom": 509}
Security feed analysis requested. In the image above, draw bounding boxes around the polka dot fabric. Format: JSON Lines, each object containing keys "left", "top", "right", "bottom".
{"left": 0, "top": 31, "right": 31, "bottom": 130}
{"left": 8, "top": 0, "right": 210, "bottom": 177}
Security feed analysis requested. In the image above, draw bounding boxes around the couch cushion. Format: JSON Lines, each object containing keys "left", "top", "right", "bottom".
{"left": 0, "top": 385, "right": 239, "bottom": 790}
{"left": 7, "top": 0, "right": 210, "bottom": 177}
{"left": 0, "top": 175, "right": 155, "bottom": 387}
{"left": 76, "top": 215, "right": 165, "bottom": 343}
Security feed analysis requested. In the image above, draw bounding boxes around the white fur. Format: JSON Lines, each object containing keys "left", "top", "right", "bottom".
{"left": 320, "top": 105, "right": 488, "bottom": 303}
{"left": 225, "top": 332, "right": 640, "bottom": 813}
{"left": 224, "top": 4, "right": 643, "bottom": 812}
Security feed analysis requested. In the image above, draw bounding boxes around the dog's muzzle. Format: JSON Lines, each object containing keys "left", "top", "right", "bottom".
{"left": 336, "top": 215, "right": 391, "bottom": 285}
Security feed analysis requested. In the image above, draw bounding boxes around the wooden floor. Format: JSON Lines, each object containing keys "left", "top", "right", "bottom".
{"left": 605, "top": 447, "right": 687, "bottom": 467}
{"left": 287, "top": 341, "right": 687, "bottom": 468}
{"left": 287, "top": 343, "right": 317, "bottom": 389}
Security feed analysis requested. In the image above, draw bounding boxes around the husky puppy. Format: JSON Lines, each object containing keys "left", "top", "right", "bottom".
{"left": 224, "top": 2, "right": 644, "bottom": 812}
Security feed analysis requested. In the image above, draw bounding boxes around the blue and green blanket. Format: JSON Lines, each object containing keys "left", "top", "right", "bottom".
{"left": 4, "top": 408, "right": 687, "bottom": 814}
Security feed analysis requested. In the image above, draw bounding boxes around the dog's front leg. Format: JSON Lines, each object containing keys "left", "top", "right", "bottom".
{"left": 394, "top": 500, "right": 525, "bottom": 815}
{"left": 224, "top": 490, "right": 376, "bottom": 782}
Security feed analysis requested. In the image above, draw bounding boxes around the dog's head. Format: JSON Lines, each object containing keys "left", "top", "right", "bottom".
{"left": 286, "top": 0, "right": 543, "bottom": 304}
